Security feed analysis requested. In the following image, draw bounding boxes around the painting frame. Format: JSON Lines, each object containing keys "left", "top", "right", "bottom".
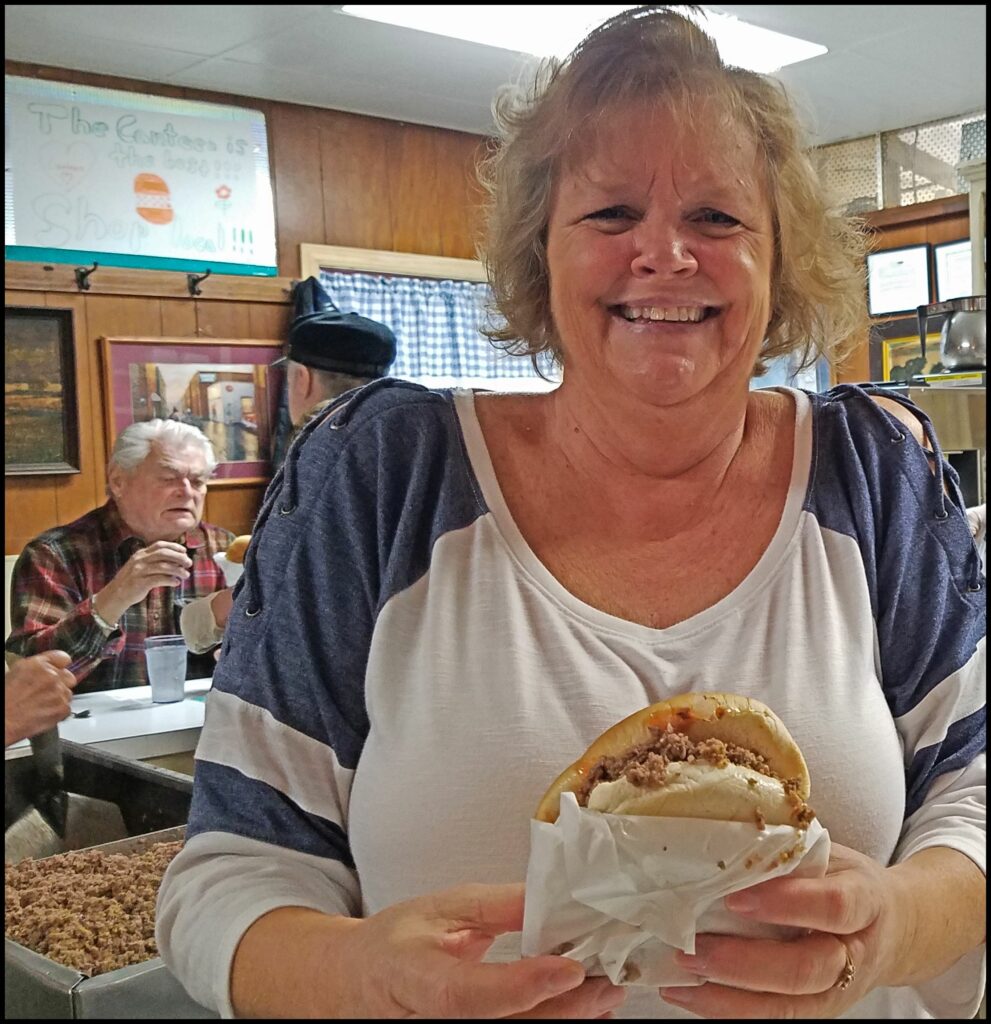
{"left": 100, "top": 336, "right": 284, "bottom": 486}
{"left": 5, "top": 305, "right": 81, "bottom": 476}
{"left": 869, "top": 316, "right": 945, "bottom": 383}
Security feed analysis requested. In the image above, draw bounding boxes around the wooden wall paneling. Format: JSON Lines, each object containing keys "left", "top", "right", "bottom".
{"left": 204, "top": 485, "right": 266, "bottom": 539}
{"left": 269, "top": 102, "right": 329, "bottom": 278}
{"left": 925, "top": 213, "right": 970, "bottom": 246}
{"left": 195, "top": 300, "right": 252, "bottom": 339}
{"left": 161, "top": 298, "right": 198, "bottom": 337}
{"left": 5, "top": 290, "right": 39, "bottom": 304}
{"left": 247, "top": 302, "right": 291, "bottom": 341}
{"left": 319, "top": 112, "right": 395, "bottom": 252}
{"left": 83, "top": 294, "right": 165, "bottom": 340}
{"left": 832, "top": 332, "right": 872, "bottom": 384}
{"left": 82, "top": 294, "right": 165, "bottom": 497}
{"left": 46, "top": 292, "right": 102, "bottom": 526}
{"left": 434, "top": 132, "right": 489, "bottom": 260}
{"left": 5, "top": 261, "right": 296, "bottom": 303}
{"left": 389, "top": 124, "right": 443, "bottom": 256}
{"left": 4, "top": 478, "right": 60, "bottom": 556}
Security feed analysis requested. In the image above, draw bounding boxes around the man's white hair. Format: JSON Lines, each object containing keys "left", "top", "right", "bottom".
{"left": 108, "top": 419, "right": 218, "bottom": 476}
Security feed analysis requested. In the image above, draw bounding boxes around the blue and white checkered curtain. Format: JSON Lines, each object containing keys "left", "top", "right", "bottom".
{"left": 318, "top": 271, "right": 552, "bottom": 380}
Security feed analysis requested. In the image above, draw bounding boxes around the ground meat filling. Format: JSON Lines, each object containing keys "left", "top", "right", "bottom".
{"left": 576, "top": 723, "right": 814, "bottom": 825}
{"left": 4, "top": 840, "right": 182, "bottom": 977}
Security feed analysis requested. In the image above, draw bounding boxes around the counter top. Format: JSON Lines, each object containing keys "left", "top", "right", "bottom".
{"left": 5, "top": 678, "right": 211, "bottom": 762}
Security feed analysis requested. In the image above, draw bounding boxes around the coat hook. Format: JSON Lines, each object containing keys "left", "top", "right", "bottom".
{"left": 187, "top": 269, "right": 212, "bottom": 296}
{"left": 74, "top": 262, "right": 99, "bottom": 291}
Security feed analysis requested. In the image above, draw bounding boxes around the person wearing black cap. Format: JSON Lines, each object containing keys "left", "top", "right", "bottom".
{"left": 180, "top": 278, "right": 399, "bottom": 656}
{"left": 275, "top": 276, "right": 398, "bottom": 430}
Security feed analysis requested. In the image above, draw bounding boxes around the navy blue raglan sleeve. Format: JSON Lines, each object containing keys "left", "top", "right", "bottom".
{"left": 155, "top": 383, "right": 486, "bottom": 1014}
{"left": 806, "top": 386, "right": 985, "bottom": 870}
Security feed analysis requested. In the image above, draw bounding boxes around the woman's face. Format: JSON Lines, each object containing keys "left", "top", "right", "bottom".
{"left": 545, "top": 102, "right": 775, "bottom": 408}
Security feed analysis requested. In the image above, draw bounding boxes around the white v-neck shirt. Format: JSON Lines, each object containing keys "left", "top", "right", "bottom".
{"left": 159, "top": 382, "right": 985, "bottom": 1019}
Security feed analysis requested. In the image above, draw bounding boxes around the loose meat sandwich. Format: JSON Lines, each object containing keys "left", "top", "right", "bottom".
{"left": 535, "top": 692, "right": 815, "bottom": 830}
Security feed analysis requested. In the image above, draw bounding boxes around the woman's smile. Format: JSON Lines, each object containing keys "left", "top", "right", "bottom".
{"left": 546, "top": 101, "right": 773, "bottom": 406}
{"left": 613, "top": 304, "right": 717, "bottom": 324}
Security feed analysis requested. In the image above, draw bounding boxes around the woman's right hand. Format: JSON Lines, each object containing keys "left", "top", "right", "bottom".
{"left": 231, "top": 883, "right": 627, "bottom": 1019}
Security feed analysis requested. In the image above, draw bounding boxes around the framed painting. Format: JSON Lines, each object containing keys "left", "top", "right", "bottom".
{"left": 5, "top": 306, "right": 81, "bottom": 475}
{"left": 100, "top": 336, "right": 284, "bottom": 484}
{"left": 869, "top": 316, "right": 945, "bottom": 383}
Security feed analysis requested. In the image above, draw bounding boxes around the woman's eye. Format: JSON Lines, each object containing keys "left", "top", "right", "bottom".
{"left": 696, "top": 208, "right": 740, "bottom": 226}
{"left": 585, "top": 206, "right": 634, "bottom": 222}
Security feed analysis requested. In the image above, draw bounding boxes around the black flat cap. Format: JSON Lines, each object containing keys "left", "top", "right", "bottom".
{"left": 273, "top": 277, "right": 397, "bottom": 378}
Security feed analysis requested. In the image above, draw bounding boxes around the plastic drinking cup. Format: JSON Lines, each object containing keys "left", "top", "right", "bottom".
{"left": 144, "top": 635, "right": 188, "bottom": 703}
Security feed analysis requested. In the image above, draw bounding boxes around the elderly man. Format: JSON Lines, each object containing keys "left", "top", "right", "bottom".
{"left": 180, "top": 279, "right": 397, "bottom": 656}
{"left": 5, "top": 419, "right": 232, "bottom": 693}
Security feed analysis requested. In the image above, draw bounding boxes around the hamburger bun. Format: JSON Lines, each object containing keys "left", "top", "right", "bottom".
{"left": 225, "top": 535, "right": 252, "bottom": 564}
{"left": 534, "top": 692, "right": 812, "bottom": 828}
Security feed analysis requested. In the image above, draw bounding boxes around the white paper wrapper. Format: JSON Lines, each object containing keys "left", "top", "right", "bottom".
{"left": 213, "top": 551, "right": 244, "bottom": 587}
{"left": 522, "top": 792, "right": 830, "bottom": 987}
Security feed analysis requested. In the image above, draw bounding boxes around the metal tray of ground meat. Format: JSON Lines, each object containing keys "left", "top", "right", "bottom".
{"left": 5, "top": 740, "right": 194, "bottom": 837}
{"left": 5, "top": 749, "right": 218, "bottom": 1021}
{"left": 5, "top": 826, "right": 217, "bottom": 1019}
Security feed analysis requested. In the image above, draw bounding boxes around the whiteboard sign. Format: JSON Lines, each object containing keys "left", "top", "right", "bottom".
{"left": 4, "top": 76, "right": 277, "bottom": 275}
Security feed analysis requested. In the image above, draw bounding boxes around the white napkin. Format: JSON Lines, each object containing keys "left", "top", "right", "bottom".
{"left": 522, "top": 792, "right": 830, "bottom": 986}
{"left": 213, "top": 551, "right": 244, "bottom": 587}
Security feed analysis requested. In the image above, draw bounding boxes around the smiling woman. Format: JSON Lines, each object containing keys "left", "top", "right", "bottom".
{"left": 542, "top": 102, "right": 775, "bottom": 409}
{"left": 156, "top": 7, "right": 984, "bottom": 1021}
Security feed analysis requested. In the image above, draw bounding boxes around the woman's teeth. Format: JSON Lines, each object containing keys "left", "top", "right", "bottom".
{"left": 619, "top": 305, "right": 707, "bottom": 323}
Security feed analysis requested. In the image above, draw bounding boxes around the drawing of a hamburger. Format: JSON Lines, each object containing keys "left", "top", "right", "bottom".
{"left": 134, "top": 173, "right": 173, "bottom": 225}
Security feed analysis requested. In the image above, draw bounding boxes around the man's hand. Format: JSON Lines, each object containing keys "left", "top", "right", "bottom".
{"left": 4, "top": 651, "right": 77, "bottom": 746}
{"left": 94, "top": 541, "right": 193, "bottom": 626}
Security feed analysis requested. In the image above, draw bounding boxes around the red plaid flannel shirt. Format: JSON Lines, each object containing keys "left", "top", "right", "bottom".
{"left": 5, "top": 501, "right": 232, "bottom": 693}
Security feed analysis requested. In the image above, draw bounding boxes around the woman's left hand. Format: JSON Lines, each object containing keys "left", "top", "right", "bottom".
{"left": 660, "top": 842, "right": 908, "bottom": 1018}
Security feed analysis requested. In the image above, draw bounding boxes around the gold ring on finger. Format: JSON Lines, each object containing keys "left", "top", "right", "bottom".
{"left": 834, "top": 940, "right": 856, "bottom": 991}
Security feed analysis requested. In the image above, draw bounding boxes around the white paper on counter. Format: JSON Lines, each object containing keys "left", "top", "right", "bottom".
{"left": 521, "top": 792, "right": 830, "bottom": 986}
{"left": 213, "top": 552, "right": 244, "bottom": 587}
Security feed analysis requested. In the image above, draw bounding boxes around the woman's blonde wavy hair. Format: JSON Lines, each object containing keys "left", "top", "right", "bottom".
{"left": 478, "top": 4, "right": 870, "bottom": 377}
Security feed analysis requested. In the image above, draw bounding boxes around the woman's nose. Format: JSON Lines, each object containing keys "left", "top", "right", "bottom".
{"left": 630, "top": 223, "right": 698, "bottom": 277}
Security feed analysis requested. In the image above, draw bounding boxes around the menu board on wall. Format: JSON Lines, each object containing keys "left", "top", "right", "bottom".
{"left": 4, "top": 75, "right": 277, "bottom": 276}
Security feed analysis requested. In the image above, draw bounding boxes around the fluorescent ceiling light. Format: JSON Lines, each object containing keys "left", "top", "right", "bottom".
{"left": 341, "top": 5, "right": 827, "bottom": 73}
